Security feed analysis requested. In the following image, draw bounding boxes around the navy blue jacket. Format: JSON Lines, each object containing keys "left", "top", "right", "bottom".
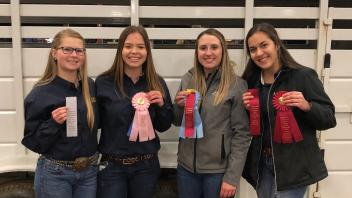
{"left": 95, "top": 74, "right": 173, "bottom": 156}
{"left": 22, "top": 76, "right": 98, "bottom": 161}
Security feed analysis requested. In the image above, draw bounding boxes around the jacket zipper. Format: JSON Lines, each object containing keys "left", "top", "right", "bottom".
{"left": 266, "top": 71, "right": 282, "bottom": 192}
{"left": 255, "top": 70, "right": 282, "bottom": 190}
{"left": 255, "top": 119, "right": 264, "bottom": 191}
{"left": 193, "top": 70, "right": 218, "bottom": 173}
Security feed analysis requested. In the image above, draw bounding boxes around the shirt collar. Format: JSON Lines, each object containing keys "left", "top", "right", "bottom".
{"left": 54, "top": 75, "right": 81, "bottom": 89}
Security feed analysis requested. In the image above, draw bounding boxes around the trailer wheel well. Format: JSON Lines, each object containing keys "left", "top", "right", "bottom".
{"left": 0, "top": 172, "right": 34, "bottom": 198}
{"left": 0, "top": 180, "right": 34, "bottom": 198}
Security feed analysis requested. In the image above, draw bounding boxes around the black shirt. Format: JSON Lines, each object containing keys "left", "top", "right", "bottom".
{"left": 260, "top": 83, "right": 272, "bottom": 148}
{"left": 95, "top": 74, "right": 173, "bottom": 156}
{"left": 22, "top": 76, "right": 98, "bottom": 160}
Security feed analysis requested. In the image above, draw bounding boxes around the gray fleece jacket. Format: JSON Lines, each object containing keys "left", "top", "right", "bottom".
{"left": 173, "top": 69, "right": 251, "bottom": 186}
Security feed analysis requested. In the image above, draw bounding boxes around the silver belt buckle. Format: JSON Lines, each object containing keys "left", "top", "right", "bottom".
{"left": 122, "top": 157, "right": 138, "bottom": 165}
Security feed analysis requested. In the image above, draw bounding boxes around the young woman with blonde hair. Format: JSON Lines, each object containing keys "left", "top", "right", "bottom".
{"left": 22, "top": 29, "right": 99, "bottom": 198}
{"left": 174, "top": 28, "right": 251, "bottom": 198}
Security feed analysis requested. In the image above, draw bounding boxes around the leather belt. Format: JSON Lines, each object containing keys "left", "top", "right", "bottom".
{"left": 102, "top": 153, "right": 155, "bottom": 165}
{"left": 43, "top": 153, "right": 99, "bottom": 172}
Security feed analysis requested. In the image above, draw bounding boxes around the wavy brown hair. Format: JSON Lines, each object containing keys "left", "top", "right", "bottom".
{"left": 242, "top": 23, "right": 303, "bottom": 84}
{"left": 36, "top": 28, "right": 94, "bottom": 129}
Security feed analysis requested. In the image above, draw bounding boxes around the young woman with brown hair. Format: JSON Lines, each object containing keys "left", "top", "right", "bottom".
{"left": 95, "top": 26, "right": 173, "bottom": 198}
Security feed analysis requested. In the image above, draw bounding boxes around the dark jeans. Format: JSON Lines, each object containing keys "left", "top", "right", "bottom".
{"left": 257, "top": 155, "right": 307, "bottom": 198}
{"left": 97, "top": 157, "right": 160, "bottom": 198}
{"left": 177, "top": 165, "right": 224, "bottom": 198}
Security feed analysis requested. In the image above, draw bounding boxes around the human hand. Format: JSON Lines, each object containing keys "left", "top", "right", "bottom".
{"left": 174, "top": 91, "right": 189, "bottom": 108}
{"left": 242, "top": 91, "right": 254, "bottom": 110}
{"left": 51, "top": 106, "right": 68, "bottom": 124}
{"left": 147, "top": 90, "right": 164, "bottom": 107}
{"left": 220, "top": 182, "right": 236, "bottom": 198}
{"left": 282, "top": 91, "right": 311, "bottom": 112}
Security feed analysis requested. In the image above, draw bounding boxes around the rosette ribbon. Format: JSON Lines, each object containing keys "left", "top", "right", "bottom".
{"left": 272, "top": 91, "right": 303, "bottom": 144}
{"left": 179, "top": 89, "right": 203, "bottom": 139}
{"left": 127, "top": 92, "right": 155, "bottom": 142}
{"left": 248, "top": 89, "right": 261, "bottom": 136}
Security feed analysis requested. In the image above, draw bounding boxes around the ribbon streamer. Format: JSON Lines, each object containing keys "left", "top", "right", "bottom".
{"left": 272, "top": 91, "right": 303, "bottom": 144}
{"left": 128, "top": 92, "right": 155, "bottom": 142}
{"left": 248, "top": 89, "right": 261, "bottom": 136}
{"left": 179, "top": 89, "right": 203, "bottom": 139}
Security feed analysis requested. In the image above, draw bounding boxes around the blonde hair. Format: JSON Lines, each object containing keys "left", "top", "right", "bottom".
{"left": 36, "top": 28, "right": 95, "bottom": 129}
{"left": 193, "top": 28, "right": 236, "bottom": 105}
{"left": 101, "top": 26, "right": 165, "bottom": 97}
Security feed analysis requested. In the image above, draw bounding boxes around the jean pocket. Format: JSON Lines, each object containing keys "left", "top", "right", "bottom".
{"left": 43, "top": 161, "right": 64, "bottom": 175}
{"left": 143, "top": 158, "right": 160, "bottom": 175}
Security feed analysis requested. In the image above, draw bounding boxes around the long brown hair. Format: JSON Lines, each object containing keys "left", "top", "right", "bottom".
{"left": 242, "top": 23, "right": 303, "bottom": 84}
{"left": 36, "top": 28, "right": 94, "bottom": 129}
{"left": 193, "top": 28, "right": 235, "bottom": 105}
{"left": 102, "top": 25, "right": 164, "bottom": 97}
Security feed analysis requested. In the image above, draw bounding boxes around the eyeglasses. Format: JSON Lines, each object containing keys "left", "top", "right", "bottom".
{"left": 58, "top": 47, "right": 86, "bottom": 56}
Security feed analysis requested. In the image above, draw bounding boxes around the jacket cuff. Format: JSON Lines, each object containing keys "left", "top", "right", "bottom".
{"left": 48, "top": 117, "right": 64, "bottom": 134}
{"left": 302, "top": 101, "right": 320, "bottom": 121}
{"left": 172, "top": 103, "right": 184, "bottom": 126}
{"left": 222, "top": 174, "right": 240, "bottom": 187}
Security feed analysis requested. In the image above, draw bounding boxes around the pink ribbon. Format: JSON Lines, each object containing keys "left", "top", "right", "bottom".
{"left": 129, "top": 92, "right": 155, "bottom": 142}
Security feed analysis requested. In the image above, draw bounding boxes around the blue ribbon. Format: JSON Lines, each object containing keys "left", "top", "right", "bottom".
{"left": 127, "top": 123, "right": 132, "bottom": 136}
{"left": 179, "top": 91, "right": 203, "bottom": 139}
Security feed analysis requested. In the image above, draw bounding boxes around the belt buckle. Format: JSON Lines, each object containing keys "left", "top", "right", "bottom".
{"left": 73, "top": 157, "right": 90, "bottom": 172}
{"left": 142, "top": 154, "right": 152, "bottom": 160}
{"left": 122, "top": 157, "right": 138, "bottom": 165}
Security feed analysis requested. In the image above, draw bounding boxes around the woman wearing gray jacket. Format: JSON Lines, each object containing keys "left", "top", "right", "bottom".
{"left": 173, "top": 28, "right": 251, "bottom": 198}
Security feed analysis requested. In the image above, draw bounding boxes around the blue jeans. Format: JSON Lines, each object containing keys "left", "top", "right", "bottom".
{"left": 34, "top": 157, "right": 98, "bottom": 198}
{"left": 257, "top": 155, "right": 307, "bottom": 198}
{"left": 97, "top": 157, "right": 160, "bottom": 198}
{"left": 177, "top": 165, "right": 224, "bottom": 198}
{"left": 34, "top": 158, "right": 44, "bottom": 198}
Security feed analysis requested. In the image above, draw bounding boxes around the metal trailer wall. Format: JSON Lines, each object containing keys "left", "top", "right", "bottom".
{"left": 0, "top": 0, "right": 351, "bottom": 197}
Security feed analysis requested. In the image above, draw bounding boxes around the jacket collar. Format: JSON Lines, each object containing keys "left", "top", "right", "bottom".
{"left": 255, "top": 65, "right": 291, "bottom": 87}
{"left": 206, "top": 68, "right": 221, "bottom": 82}
{"left": 187, "top": 67, "right": 221, "bottom": 81}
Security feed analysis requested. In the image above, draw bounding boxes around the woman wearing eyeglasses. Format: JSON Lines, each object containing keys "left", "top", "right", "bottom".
{"left": 22, "top": 29, "right": 99, "bottom": 198}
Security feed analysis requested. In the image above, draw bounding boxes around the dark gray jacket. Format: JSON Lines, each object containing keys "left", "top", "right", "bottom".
{"left": 242, "top": 66, "right": 337, "bottom": 191}
{"left": 174, "top": 69, "right": 251, "bottom": 186}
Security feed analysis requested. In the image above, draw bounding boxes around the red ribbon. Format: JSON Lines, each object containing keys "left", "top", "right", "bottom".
{"left": 184, "top": 92, "right": 196, "bottom": 138}
{"left": 272, "top": 91, "right": 303, "bottom": 144}
{"left": 248, "top": 89, "right": 261, "bottom": 136}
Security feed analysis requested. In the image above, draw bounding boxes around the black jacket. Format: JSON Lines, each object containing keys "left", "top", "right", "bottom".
{"left": 242, "top": 66, "right": 336, "bottom": 191}
{"left": 22, "top": 76, "right": 99, "bottom": 160}
{"left": 95, "top": 74, "right": 173, "bottom": 156}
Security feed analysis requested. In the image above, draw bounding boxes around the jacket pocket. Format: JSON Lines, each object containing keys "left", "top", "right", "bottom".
{"left": 221, "top": 134, "right": 226, "bottom": 160}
